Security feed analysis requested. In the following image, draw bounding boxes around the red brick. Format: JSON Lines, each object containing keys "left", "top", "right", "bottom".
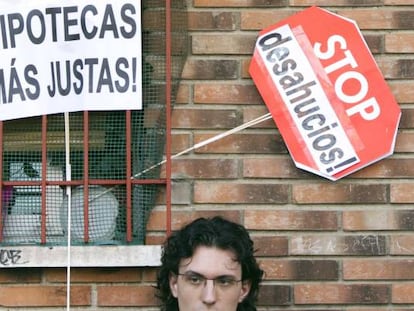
{"left": 344, "top": 210, "right": 414, "bottom": 230}
{"left": 377, "top": 58, "right": 414, "bottom": 79}
{"left": 194, "top": 83, "right": 262, "bottom": 104}
{"left": 386, "top": 33, "right": 414, "bottom": 53}
{"left": 172, "top": 108, "right": 240, "bottom": 129}
{"left": 146, "top": 210, "right": 241, "bottom": 231}
{"left": 343, "top": 210, "right": 393, "bottom": 230}
{"left": 292, "top": 183, "right": 387, "bottom": 204}
{"left": 142, "top": 10, "right": 165, "bottom": 31}
{"left": 245, "top": 210, "right": 337, "bottom": 230}
{"left": 400, "top": 109, "right": 414, "bottom": 128}
{"left": 0, "top": 286, "right": 91, "bottom": 307}
{"left": 295, "top": 284, "right": 389, "bottom": 304}
{"left": 241, "top": 58, "right": 251, "bottom": 79}
{"left": 0, "top": 268, "right": 41, "bottom": 283}
{"left": 142, "top": 268, "right": 158, "bottom": 282}
{"left": 194, "top": 182, "right": 289, "bottom": 204}
{"left": 252, "top": 235, "right": 288, "bottom": 257}
{"left": 171, "top": 133, "right": 191, "bottom": 154}
{"left": 242, "top": 106, "right": 276, "bottom": 128}
{"left": 395, "top": 132, "right": 414, "bottom": 153}
{"left": 98, "top": 285, "right": 158, "bottom": 306}
{"left": 290, "top": 235, "right": 387, "bottom": 255}
{"left": 344, "top": 259, "right": 414, "bottom": 280}
{"left": 170, "top": 181, "right": 192, "bottom": 205}
{"left": 243, "top": 157, "right": 308, "bottom": 178}
{"left": 194, "top": 133, "right": 286, "bottom": 154}
{"left": 145, "top": 234, "right": 166, "bottom": 245}
{"left": 240, "top": 10, "right": 298, "bottom": 30}
{"left": 188, "top": 12, "right": 236, "bottom": 30}
{"left": 390, "top": 235, "right": 414, "bottom": 255}
{"left": 389, "top": 81, "right": 414, "bottom": 103}
{"left": 375, "top": 57, "right": 395, "bottom": 79}
{"left": 392, "top": 284, "right": 414, "bottom": 303}
{"left": 336, "top": 9, "right": 414, "bottom": 30}
{"left": 351, "top": 159, "right": 414, "bottom": 178}
{"left": 172, "top": 158, "right": 239, "bottom": 179}
{"left": 260, "top": 259, "right": 338, "bottom": 280}
{"left": 182, "top": 60, "right": 238, "bottom": 80}
{"left": 175, "top": 84, "right": 190, "bottom": 104}
{"left": 192, "top": 34, "right": 256, "bottom": 55}
{"left": 364, "top": 34, "right": 384, "bottom": 54}
{"left": 258, "top": 285, "right": 291, "bottom": 306}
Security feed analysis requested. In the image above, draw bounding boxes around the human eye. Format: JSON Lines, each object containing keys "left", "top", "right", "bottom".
{"left": 215, "top": 276, "right": 237, "bottom": 287}
{"left": 184, "top": 273, "right": 204, "bottom": 285}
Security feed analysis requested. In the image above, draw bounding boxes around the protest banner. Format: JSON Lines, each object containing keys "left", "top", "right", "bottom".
{"left": 250, "top": 6, "right": 401, "bottom": 180}
{"left": 0, "top": 0, "right": 141, "bottom": 121}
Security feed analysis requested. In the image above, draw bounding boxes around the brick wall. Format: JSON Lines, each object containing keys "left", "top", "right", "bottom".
{"left": 2, "top": 0, "right": 414, "bottom": 309}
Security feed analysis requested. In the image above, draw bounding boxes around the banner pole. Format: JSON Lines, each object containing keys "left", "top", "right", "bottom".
{"left": 64, "top": 112, "right": 72, "bottom": 311}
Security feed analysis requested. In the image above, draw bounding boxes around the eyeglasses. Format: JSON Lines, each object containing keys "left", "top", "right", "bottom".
{"left": 177, "top": 271, "right": 242, "bottom": 290}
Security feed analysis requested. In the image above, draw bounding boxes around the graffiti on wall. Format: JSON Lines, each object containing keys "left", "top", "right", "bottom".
{"left": 0, "top": 248, "right": 27, "bottom": 266}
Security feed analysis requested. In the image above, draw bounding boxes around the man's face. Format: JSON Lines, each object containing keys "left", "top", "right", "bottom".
{"left": 169, "top": 246, "right": 251, "bottom": 311}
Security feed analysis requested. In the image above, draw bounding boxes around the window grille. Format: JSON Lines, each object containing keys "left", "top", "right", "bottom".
{"left": 0, "top": 0, "right": 188, "bottom": 246}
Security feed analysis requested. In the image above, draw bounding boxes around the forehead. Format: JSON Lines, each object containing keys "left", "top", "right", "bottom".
{"left": 179, "top": 246, "right": 241, "bottom": 276}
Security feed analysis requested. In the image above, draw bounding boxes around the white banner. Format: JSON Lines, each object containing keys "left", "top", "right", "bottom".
{"left": 0, "top": 0, "right": 142, "bottom": 121}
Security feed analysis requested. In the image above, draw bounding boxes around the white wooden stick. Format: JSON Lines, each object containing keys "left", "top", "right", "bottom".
{"left": 64, "top": 112, "right": 72, "bottom": 311}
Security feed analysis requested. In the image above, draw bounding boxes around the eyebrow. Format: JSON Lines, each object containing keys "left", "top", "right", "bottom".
{"left": 181, "top": 270, "right": 238, "bottom": 279}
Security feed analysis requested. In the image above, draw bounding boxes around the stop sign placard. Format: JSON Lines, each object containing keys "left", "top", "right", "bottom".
{"left": 249, "top": 6, "right": 401, "bottom": 180}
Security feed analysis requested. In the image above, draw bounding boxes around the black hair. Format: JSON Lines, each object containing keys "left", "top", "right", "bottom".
{"left": 156, "top": 216, "right": 264, "bottom": 311}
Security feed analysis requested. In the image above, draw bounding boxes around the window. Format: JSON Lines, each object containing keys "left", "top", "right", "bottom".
{"left": 0, "top": 0, "right": 188, "bottom": 267}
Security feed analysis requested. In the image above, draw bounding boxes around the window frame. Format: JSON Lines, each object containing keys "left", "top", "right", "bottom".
{"left": 0, "top": 0, "right": 178, "bottom": 267}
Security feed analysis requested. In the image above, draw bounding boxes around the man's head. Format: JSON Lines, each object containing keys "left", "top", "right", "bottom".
{"left": 156, "top": 216, "right": 264, "bottom": 311}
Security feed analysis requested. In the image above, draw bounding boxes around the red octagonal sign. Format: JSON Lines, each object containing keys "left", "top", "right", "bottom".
{"left": 250, "top": 6, "right": 401, "bottom": 180}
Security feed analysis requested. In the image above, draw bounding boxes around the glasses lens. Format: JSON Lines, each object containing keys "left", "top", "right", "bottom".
{"left": 183, "top": 273, "right": 204, "bottom": 286}
{"left": 214, "top": 276, "right": 238, "bottom": 288}
{"left": 179, "top": 272, "right": 240, "bottom": 290}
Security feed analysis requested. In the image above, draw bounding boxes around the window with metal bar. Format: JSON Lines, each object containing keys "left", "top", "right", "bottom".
{"left": 0, "top": 0, "right": 188, "bottom": 252}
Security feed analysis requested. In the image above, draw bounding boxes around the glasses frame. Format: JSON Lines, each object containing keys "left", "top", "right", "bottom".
{"left": 176, "top": 271, "right": 243, "bottom": 290}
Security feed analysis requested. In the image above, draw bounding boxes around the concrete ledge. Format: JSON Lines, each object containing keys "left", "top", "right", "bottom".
{"left": 0, "top": 245, "right": 162, "bottom": 268}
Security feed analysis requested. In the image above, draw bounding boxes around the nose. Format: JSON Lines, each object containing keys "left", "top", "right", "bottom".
{"left": 201, "top": 279, "right": 217, "bottom": 305}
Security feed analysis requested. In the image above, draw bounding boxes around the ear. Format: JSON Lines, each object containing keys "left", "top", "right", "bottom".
{"left": 169, "top": 273, "right": 179, "bottom": 298}
{"left": 238, "top": 280, "right": 252, "bottom": 303}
